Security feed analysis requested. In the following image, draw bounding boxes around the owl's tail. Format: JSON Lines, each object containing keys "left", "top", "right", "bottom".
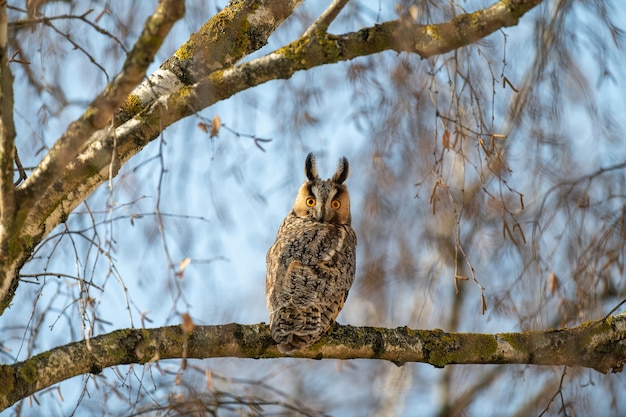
{"left": 270, "top": 304, "right": 335, "bottom": 354}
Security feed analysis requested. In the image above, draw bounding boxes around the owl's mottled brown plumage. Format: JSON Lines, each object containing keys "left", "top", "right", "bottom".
{"left": 266, "top": 153, "right": 357, "bottom": 354}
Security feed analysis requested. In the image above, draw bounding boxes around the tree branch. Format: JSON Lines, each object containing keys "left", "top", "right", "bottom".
{"left": 1, "top": 312, "right": 625, "bottom": 411}
{"left": 302, "top": 0, "right": 350, "bottom": 38}
{"left": 0, "top": 0, "right": 18, "bottom": 308}
{"left": 15, "top": 0, "right": 306, "bottom": 241}
{"left": 394, "top": 0, "right": 544, "bottom": 57}
{"left": 0, "top": 0, "right": 13, "bottom": 212}
{"left": 114, "top": 0, "right": 305, "bottom": 126}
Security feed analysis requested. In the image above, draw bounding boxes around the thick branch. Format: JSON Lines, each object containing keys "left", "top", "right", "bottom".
{"left": 0, "top": 0, "right": 17, "bottom": 306}
{"left": 114, "top": 0, "right": 305, "bottom": 126}
{"left": 0, "top": 1, "right": 13, "bottom": 215}
{"left": 0, "top": 0, "right": 304, "bottom": 314}
{"left": 1, "top": 313, "right": 625, "bottom": 411}
{"left": 393, "top": 0, "right": 544, "bottom": 57}
{"left": 0, "top": 1, "right": 306, "bottom": 313}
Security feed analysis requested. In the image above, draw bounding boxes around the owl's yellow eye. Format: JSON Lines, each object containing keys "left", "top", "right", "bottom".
{"left": 306, "top": 197, "right": 316, "bottom": 207}
{"left": 331, "top": 199, "right": 341, "bottom": 210}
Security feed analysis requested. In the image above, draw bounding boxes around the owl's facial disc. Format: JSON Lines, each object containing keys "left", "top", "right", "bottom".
{"left": 293, "top": 181, "right": 350, "bottom": 224}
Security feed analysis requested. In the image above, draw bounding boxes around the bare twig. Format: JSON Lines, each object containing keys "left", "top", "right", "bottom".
{"left": 19, "top": 273, "right": 105, "bottom": 291}
{"left": 9, "top": 9, "right": 128, "bottom": 53}
{"left": 538, "top": 367, "right": 570, "bottom": 417}
{"left": 13, "top": 148, "right": 27, "bottom": 186}
{"left": 604, "top": 299, "right": 626, "bottom": 321}
{"left": 43, "top": 19, "right": 110, "bottom": 81}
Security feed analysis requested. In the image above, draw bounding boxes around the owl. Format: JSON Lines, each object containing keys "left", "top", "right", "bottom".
{"left": 266, "top": 153, "right": 357, "bottom": 354}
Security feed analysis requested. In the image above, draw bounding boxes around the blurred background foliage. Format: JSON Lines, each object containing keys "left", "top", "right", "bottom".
{"left": 4, "top": 0, "right": 626, "bottom": 415}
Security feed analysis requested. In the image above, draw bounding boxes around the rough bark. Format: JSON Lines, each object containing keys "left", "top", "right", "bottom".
{"left": 1, "top": 312, "right": 624, "bottom": 411}
{"left": 0, "top": 0, "right": 17, "bottom": 311}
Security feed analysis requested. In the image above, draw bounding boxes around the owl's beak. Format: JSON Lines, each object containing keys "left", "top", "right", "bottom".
{"left": 315, "top": 205, "right": 326, "bottom": 222}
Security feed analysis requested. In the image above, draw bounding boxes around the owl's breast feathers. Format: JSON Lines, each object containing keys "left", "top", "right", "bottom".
{"left": 268, "top": 215, "right": 356, "bottom": 273}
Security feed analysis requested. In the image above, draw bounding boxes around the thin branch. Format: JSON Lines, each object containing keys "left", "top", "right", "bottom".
{"left": 605, "top": 299, "right": 626, "bottom": 321}
{"left": 19, "top": 273, "right": 105, "bottom": 291}
{"left": 12, "top": 148, "right": 26, "bottom": 186}
{"left": 538, "top": 367, "right": 570, "bottom": 417}
{"left": 198, "top": 115, "right": 273, "bottom": 151}
{"left": 1, "top": 312, "right": 626, "bottom": 411}
{"left": 303, "top": 0, "right": 350, "bottom": 38}
{"left": 9, "top": 9, "right": 128, "bottom": 53}
{"left": 44, "top": 19, "right": 110, "bottom": 81}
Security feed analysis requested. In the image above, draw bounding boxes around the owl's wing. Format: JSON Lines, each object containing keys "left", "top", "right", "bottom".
{"left": 269, "top": 261, "right": 324, "bottom": 353}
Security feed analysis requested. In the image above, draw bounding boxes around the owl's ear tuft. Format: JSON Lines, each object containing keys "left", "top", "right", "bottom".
{"left": 305, "top": 153, "right": 319, "bottom": 181}
{"left": 332, "top": 157, "right": 349, "bottom": 184}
